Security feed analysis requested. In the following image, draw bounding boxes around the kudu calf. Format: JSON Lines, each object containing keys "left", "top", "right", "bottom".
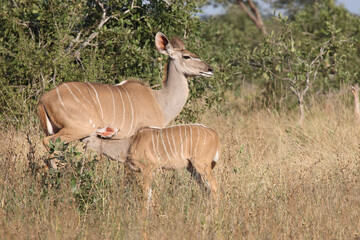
{"left": 37, "top": 32, "right": 213, "bottom": 164}
{"left": 126, "top": 124, "right": 221, "bottom": 205}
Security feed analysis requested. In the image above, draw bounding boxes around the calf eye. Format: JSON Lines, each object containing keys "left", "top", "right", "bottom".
{"left": 183, "top": 55, "right": 190, "bottom": 59}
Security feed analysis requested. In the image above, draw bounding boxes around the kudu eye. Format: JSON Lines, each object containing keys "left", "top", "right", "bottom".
{"left": 183, "top": 55, "right": 190, "bottom": 59}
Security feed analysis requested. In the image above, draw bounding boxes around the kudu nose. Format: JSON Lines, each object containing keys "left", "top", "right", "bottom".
{"left": 208, "top": 67, "right": 214, "bottom": 73}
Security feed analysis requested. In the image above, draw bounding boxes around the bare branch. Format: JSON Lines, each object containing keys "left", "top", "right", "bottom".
{"left": 11, "top": 0, "right": 18, "bottom": 8}
{"left": 73, "top": 0, "right": 132, "bottom": 60}
{"left": 238, "top": 0, "right": 268, "bottom": 35}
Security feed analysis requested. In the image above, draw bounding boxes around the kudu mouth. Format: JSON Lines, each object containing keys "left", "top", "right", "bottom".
{"left": 199, "top": 67, "right": 214, "bottom": 77}
{"left": 199, "top": 72, "right": 214, "bottom": 77}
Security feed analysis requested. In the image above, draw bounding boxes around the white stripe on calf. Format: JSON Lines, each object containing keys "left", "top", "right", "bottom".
{"left": 190, "top": 126, "right": 193, "bottom": 157}
{"left": 184, "top": 126, "right": 188, "bottom": 157}
{"left": 171, "top": 127, "right": 178, "bottom": 158}
{"left": 179, "top": 126, "right": 185, "bottom": 160}
{"left": 194, "top": 126, "right": 200, "bottom": 157}
{"left": 160, "top": 131, "right": 171, "bottom": 161}
{"left": 166, "top": 129, "right": 176, "bottom": 159}
{"left": 199, "top": 128, "right": 207, "bottom": 157}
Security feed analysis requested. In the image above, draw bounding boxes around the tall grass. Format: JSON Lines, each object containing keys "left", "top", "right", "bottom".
{"left": 1, "top": 92, "right": 360, "bottom": 239}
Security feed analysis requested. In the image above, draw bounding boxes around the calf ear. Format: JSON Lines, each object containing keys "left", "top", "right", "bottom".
{"left": 95, "top": 127, "right": 118, "bottom": 138}
{"left": 155, "top": 32, "right": 174, "bottom": 56}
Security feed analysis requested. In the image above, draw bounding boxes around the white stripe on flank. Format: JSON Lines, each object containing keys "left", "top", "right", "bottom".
{"left": 56, "top": 87, "right": 66, "bottom": 109}
{"left": 160, "top": 131, "right": 171, "bottom": 161}
{"left": 86, "top": 83, "right": 103, "bottom": 120}
{"left": 71, "top": 83, "right": 92, "bottom": 109}
{"left": 184, "top": 126, "right": 187, "bottom": 158}
{"left": 199, "top": 128, "right": 207, "bottom": 157}
{"left": 194, "top": 126, "right": 200, "bottom": 157}
{"left": 85, "top": 83, "right": 101, "bottom": 118}
{"left": 170, "top": 127, "right": 178, "bottom": 158}
{"left": 119, "top": 85, "right": 134, "bottom": 136}
{"left": 45, "top": 114, "right": 54, "bottom": 135}
{"left": 106, "top": 85, "right": 116, "bottom": 126}
{"left": 151, "top": 129, "right": 159, "bottom": 162}
{"left": 166, "top": 129, "right": 176, "bottom": 159}
{"left": 114, "top": 87, "right": 126, "bottom": 130}
{"left": 189, "top": 126, "right": 193, "bottom": 157}
{"left": 64, "top": 83, "right": 86, "bottom": 109}
{"left": 178, "top": 126, "right": 185, "bottom": 160}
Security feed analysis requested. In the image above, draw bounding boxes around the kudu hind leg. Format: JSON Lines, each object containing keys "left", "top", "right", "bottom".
{"left": 43, "top": 127, "right": 92, "bottom": 169}
{"left": 189, "top": 161, "right": 218, "bottom": 198}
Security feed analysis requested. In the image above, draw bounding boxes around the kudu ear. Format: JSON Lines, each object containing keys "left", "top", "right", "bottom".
{"left": 95, "top": 127, "right": 118, "bottom": 138}
{"left": 155, "top": 32, "right": 174, "bottom": 56}
{"left": 170, "top": 37, "right": 185, "bottom": 50}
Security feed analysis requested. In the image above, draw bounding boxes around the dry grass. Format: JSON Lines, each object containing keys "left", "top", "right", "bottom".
{"left": 1, "top": 95, "right": 360, "bottom": 239}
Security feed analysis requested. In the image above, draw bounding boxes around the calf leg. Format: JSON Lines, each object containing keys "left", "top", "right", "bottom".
{"left": 141, "top": 166, "right": 154, "bottom": 211}
{"left": 190, "top": 161, "right": 218, "bottom": 199}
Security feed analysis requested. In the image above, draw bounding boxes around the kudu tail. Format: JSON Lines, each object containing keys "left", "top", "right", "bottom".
{"left": 37, "top": 103, "right": 58, "bottom": 136}
{"left": 212, "top": 136, "right": 222, "bottom": 169}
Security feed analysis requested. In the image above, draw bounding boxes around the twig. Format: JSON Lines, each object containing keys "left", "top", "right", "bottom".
{"left": 73, "top": 0, "right": 134, "bottom": 60}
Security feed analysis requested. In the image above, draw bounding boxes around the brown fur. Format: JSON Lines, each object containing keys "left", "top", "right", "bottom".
{"left": 127, "top": 124, "right": 220, "bottom": 203}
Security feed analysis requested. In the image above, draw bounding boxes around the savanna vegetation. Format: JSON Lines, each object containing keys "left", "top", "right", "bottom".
{"left": 1, "top": 0, "right": 360, "bottom": 239}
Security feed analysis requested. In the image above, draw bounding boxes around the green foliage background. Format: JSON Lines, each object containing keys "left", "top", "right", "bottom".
{"left": 0, "top": 0, "right": 225, "bottom": 125}
{"left": 1, "top": 0, "right": 360, "bottom": 123}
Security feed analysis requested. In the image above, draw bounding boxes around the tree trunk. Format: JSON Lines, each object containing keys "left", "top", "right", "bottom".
{"left": 298, "top": 96, "right": 305, "bottom": 127}
{"left": 238, "top": 0, "right": 268, "bottom": 35}
{"left": 351, "top": 83, "right": 360, "bottom": 122}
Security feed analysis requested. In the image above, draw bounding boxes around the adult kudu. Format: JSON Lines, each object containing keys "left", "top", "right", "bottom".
{"left": 37, "top": 32, "right": 214, "bottom": 164}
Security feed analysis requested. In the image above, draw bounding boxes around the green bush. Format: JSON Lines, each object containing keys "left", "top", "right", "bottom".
{"left": 0, "top": 0, "right": 226, "bottom": 125}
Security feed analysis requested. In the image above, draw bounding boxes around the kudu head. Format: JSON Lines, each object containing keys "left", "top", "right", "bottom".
{"left": 155, "top": 32, "right": 214, "bottom": 77}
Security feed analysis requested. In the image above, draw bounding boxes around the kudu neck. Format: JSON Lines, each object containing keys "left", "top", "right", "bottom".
{"left": 155, "top": 60, "right": 189, "bottom": 124}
